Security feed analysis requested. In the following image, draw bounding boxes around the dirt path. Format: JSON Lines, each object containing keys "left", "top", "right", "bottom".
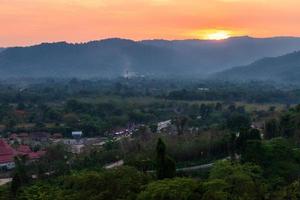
{"left": 0, "top": 178, "right": 12, "bottom": 186}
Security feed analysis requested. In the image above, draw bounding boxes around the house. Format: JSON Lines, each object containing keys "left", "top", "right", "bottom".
{"left": 18, "top": 133, "right": 30, "bottom": 144}
{"left": 16, "top": 145, "right": 45, "bottom": 160}
{"left": 112, "top": 128, "right": 128, "bottom": 136}
{"left": 0, "top": 139, "right": 45, "bottom": 171}
{"left": 9, "top": 133, "right": 18, "bottom": 140}
{"left": 157, "top": 120, "right": 172, "bottom": 133}
{"left": 72, "top": 131, "right": 83, "bottom": 139}
{"left": 30, "top": 132, "right": 50, "bottom": 142}
{"left": 18, "top": 133, "right": 29, "bottom": 138}
{"left": 51, "top": 133, "right": 63, "bottom": 139}
{"left": 8, "top": 133, "right": 21, "bottom": 144}
{"left": 0, "top": 139, "right": 16, "bottom": 170}
{"left": 198, "top": 88, "right": 210, "bottom": 91}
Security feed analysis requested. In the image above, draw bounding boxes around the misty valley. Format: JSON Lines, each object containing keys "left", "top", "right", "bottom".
{"left": 1, "top": 37, "right": 300, "bottom": 200}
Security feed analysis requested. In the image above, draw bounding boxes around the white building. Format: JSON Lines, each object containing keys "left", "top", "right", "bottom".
{"left": 72, "top": 131, "right": 83, "bottom": 139}
{"left": 157, "top": 120, "right": 172, "bottom": 133}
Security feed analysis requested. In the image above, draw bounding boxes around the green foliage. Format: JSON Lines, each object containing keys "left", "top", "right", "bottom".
{"left": 273, "top": 181, "right": 300, "bottom": 200}
{"left": 227, "top": 113, "right": 251, "bottom": 133}
{"left": 138, "top": 178, "right": 204, "bottom": 200}
{"left": 236, "top": 128, "right": 261, "bottom": 154}
{"left": 265, "top": 118, "right": 280, "bottom": 139}
{"left": 156, "top": 138, "right": 176, "bottom": 180}
{"left": 36, "top": 144, "right": 71, "bottom": 177}
{"left": 15, "top": 167, "right": 150, "bottom": 200}
{"left": 242, "top": 138, "right": 300, "bottom": 186}
{"left": 207, "top": 161, "right": 266, "bottom": 200}
{"left": 11, "top": 155, "right": 30, "bottom": 196}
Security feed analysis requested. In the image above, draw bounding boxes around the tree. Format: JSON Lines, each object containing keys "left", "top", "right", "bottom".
{"left": 228, "top": 132, "right": 237, "bottom": 162}
{"left": 236, "top": 128, "right": 261, "bottom": 154}
{"left": 207, "top": 161, "right": 266, "bottom": 200}
{"left": 215, "top": 102, "right": 223, "bottom": 111}
{"left": 275, "top": 181, "right": 300, "bottom": 200}
{"left": 156, "top": 138, "right": 176, "bottom": 179}
{"left": 63, "top": 113, "right": 80, "bottom": 127}
{"left": 16, "top": 166, "right": 150, "bottom": 200}
{"left": 173, "top": 116, "right": 188, "bottom": 135}
{"left": 241, "top": 140, "right": 264, "bottom": 164}
{"left": 265, "top": 118, "right": 279, "bottom": 139}
{"left": 4, "top": 117, "right": 17, "bottom": 129}
{"left": 138, "top": 178, "right": 203, "bottom": 200}
{"left": 280, "top": 114, "right": 294, "bottom": 138}
{"left": 149, "top": 123, "right": 158, "bottom": 133}
{"left": 227, "top": 113, "right": 251, "bottom": 133}
{"left": 11, "top": 155, "right": 29, "bottom": 196}
{"left": 38, "top": 144, "right": 71, "bottom": 176}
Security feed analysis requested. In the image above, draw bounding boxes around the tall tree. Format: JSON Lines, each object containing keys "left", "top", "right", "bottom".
{"left": 265, "top": 118, "right": 279, "bottom": 139}
{"left": 11, "top": 155, "right": 29, "bottom": 196}
{"left": 236, "top": 128, "right": 261, "bottom": 154}
{"left": 173, "top": 116, "right": 188, "bottom": 135}
{"left": 156, "top": 138, "right": 176, "bottom": 179}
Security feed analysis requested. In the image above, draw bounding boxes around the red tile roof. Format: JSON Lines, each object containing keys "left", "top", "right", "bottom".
{"left": 0, "top": 139, "right": 44, "bottom": 164}
{"left": 17, "top": 145, "right": 32, "bottom": 154}
{"left": 0, "top": 139, "right": 16, "bottom": 164}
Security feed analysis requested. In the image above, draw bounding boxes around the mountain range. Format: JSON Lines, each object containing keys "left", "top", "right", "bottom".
{"left": 213, "top": 51, "right": 300, "bottom": 83}
{"left": 1, "top": 36, "right": 300, "bottom": 78}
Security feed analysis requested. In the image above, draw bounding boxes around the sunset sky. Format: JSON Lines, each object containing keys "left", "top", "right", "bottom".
{"left": 1, "top": 0, "right": 300, "bottom": 47}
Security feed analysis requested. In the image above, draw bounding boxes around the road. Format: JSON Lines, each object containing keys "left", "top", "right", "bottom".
{"left": 104, "top": 160, "right": 124, "bottom": 169}
{"left": 105, "top": 157, "right": 229, "bottom": 172}
{"left": 0, "top": 178, "right": 12, "bottom": 186}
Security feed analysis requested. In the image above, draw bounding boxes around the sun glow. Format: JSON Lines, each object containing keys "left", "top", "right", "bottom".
{"left": 189, "top": 29, "right": 234, "bottom": 41}
{"left": 205, "top": 30, "right": 231, "bottom": 40}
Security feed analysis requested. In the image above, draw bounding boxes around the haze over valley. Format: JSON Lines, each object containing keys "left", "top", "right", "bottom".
{"left": 1, "top": 36, "right": 300, "bottom": 81}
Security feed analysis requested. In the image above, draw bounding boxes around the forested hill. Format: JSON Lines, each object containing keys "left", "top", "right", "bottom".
{"left": 213, "top": 51, "right": 300, "bottom": 83}
{"left": 1, "top": 37, "right": 300, "bottom": 78}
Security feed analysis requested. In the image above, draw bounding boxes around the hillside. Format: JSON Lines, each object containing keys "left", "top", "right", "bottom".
{"left": 1, "top": 37, "right": 300, "bottom": 78}
{"left": 213, "top": 51, "right": 300, "bottom": 83}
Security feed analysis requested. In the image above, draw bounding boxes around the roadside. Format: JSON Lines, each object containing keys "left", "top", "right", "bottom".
{"left": 0, "top": 178, "right": 12, "bottom": 186}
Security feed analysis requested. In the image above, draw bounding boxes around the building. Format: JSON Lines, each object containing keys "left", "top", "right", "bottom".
{"left": 51, "top": 133, "right": 63, "bottom": 139}
{"left": 157, "top": 120, "right": 172, "bottom": 133}
{"left": 0, "top": 139, "right": 16, "bottom": 170}
{"left": 0, "top": 139, "right": 45, "bottom": 171}
{"left": 30, "top": 132, "right": 50, "bottom": 142}
{"left": 18, "top": 133, "right": 30, "bottom": 144}
{"left": 72, "top": 131, "right": 83, "bottom": 139}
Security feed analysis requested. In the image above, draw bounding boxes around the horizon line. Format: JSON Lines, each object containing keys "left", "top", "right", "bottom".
{"left": 2, "top": 35, "right": 300, "bottom": 48}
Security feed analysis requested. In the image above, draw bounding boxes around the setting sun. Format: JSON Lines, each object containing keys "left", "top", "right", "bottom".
{"left": 189, "top": 29, "right": 235, "bottom": 41}
{"left": 205, "top": 31, "right": 231, "bottom": 40}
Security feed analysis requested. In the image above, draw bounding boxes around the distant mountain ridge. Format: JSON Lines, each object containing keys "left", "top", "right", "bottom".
{"left": 213, "top": 50, "right": 300, "bottom": 83}
{"left": 1, "top": 36, "right": 300, "bottom": 78}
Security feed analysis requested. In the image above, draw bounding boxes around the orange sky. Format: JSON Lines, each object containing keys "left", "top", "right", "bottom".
{"left": 1, "top": 0, "right": 300, "bottom": 47}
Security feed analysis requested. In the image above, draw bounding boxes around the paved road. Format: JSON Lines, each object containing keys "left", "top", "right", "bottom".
{"left": 104, "top": 160, "right": 124, "bottom": 169}
{"left": 105, "top": 157, "right": 229, "bottom": 172}
{"left": 176, "top": 163, "right": 214, "bottom": 172}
